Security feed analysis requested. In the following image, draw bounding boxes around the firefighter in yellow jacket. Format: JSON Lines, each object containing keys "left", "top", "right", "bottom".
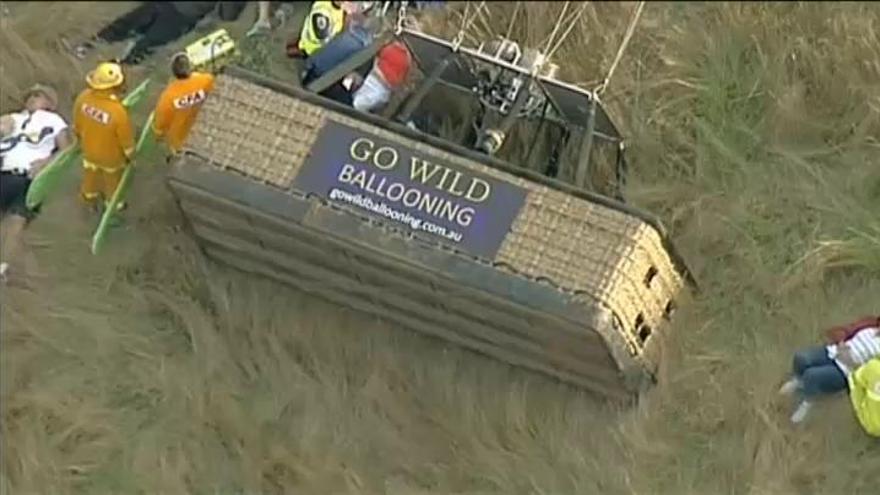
{"left": 72, "top": 62, "right": 135, "bottom": 212}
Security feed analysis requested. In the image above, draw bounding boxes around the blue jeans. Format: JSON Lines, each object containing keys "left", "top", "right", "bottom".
{"left": 303, "top": 26, "right": 375, "bottom": 84}
{"left": 792, "top": 346, "right": 848, "bottom": 398}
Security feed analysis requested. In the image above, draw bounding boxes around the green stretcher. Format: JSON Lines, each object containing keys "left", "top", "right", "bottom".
{"left": 24, "top": 78, "right": 151, "bottom": 211}
{"left": 90, "top": 110, "right": 155, "bottom": 255}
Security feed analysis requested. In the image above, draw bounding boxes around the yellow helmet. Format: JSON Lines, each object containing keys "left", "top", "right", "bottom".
{"left": 86, "top": 62, "right": 125, "bottom": 90}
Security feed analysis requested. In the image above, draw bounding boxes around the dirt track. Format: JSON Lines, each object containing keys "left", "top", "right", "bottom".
{"left": 2, "top": 2, "right": 879, "bottom": 494}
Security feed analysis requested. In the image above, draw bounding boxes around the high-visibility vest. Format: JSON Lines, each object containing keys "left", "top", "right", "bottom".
{"left": 848, "top": 357, "right": 880, "bottom": 437}
{"left": 298, "top": 1, "right": 346, "bottom": 56}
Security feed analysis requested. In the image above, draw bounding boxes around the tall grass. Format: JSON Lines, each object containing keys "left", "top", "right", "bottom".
{"left": 2, "top": 2, "right": 879, "bottom": 494}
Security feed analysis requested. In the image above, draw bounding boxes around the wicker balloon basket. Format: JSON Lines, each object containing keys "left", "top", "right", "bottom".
{"left": 173, "top": 71, "right": 692, "bottom": 399}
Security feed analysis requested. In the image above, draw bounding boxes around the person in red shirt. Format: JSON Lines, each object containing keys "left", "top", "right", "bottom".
{"left": 352, "top": 40, "right": 412, "bottom": 113}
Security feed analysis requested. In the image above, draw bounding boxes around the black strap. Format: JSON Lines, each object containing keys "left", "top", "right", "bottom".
{"left": 0, "top": 126, "right": 54, "bottom": 154}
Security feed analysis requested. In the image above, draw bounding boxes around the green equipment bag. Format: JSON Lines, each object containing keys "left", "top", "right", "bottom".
{"left": 848, "top": 357, "right": 880, "bottom": 437}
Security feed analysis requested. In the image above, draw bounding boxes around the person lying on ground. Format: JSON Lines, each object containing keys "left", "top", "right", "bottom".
{"left": 0, "top": 85, "right": 73, "bottom": 281}
{"left": 153, "top": 53, "right": 215, "bottom": 156}
{"left": 352, "top": 39, "right": 412, "bottom": 114}
{"left": 73, "top": 62, "right": 135, "bottom": 214}
{"left": 74, "top": 2, "right": 228, "bottom": 65}
{"left": 780, "top": 315, "right": 880, "bottom": 424}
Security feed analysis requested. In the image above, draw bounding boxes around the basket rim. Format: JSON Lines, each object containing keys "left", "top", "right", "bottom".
{"left": 208, "top": 66, "right": 698, "bottom": 290}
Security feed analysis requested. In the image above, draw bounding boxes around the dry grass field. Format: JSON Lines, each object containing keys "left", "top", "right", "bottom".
{"left": 1, "top": 2, "right": 878, "bottom": 494}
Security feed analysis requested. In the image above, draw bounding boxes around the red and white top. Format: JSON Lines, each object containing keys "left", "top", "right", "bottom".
{"left": 828, "top": 327, "right": 880, "bottom": 375}
{"left": 375, "top": 41, "right": 412, "bottom": 89}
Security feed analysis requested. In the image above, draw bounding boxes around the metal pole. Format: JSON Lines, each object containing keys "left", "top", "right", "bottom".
{"left": 545, "top": 125, "right": 569, "bottom": 179}
{"left": 574, "top": 93, "right": 598, "bottom": 190}
{"left": 393, "top": 54, "right": 453, "bottom": 124}
{"left": 524, "top": 99, "right": 550, "bottom": 170}
{"left": 614, "top": 141, "right": 628, "bottom": 202}
{"left": 476, "top": 75, "right": 533, "bottom": 155}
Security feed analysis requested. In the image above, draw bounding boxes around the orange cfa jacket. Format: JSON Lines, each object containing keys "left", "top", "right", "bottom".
{"left": 73, "top": 88, "right": 135, "bottom": 169}
{"left": 152, "top": 72, "right": 215, "bottom": 153}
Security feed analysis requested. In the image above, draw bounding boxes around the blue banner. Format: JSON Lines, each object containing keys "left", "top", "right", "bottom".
{"left": 292, "top": 120, "right": 528, "bottom": 259}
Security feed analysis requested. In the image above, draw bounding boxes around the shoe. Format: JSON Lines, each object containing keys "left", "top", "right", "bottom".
{"left": 119, "top": 39, "right": 137, "bottom": 62}
{"left": 246, "top": 20, "right": 272, "bottom": 38}
{"left": 0, "top": 262, "right": 8, "bottom": 283}
{"left": 274, "top": 7, "right": 289, "bottom": 28}
{"left": 778, "top": 377, "right": 802, "bottom": 396}
{"left": 790, "top": 400, "right": 812, "bottom": 424}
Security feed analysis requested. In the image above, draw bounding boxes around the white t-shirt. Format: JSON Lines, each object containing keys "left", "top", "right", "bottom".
{"left": 827, "top": 327, "right": 880, "bottom": 375}
{"left": 0, "top": 109, "right": 68, "bottom": 173}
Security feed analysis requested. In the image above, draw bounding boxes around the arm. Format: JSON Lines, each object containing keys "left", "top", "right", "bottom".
{"left": 115, "top": 108, "right": 136, "bottom": 161}
{"left": 0, "top": 114, "right": 14, "bottom": 137}
{"left": 55, "top": 127, "right": 74, "bottom": 152}
{"left": 204, "top": 73, "right": 215, "bottom": 93}
{"left": 152, "top": 89, "right": 173, "bottom": 140}
{"left": 72, "top": 94, "right": 84, "bottom": 141}
{"left": 27, "top": 127, "right": 74, "bottom": 178}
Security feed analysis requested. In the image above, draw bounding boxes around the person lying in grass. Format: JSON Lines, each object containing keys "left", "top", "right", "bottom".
{"left": 0, "top": 85, "right": 73, "bottom": 282}
{"left": 73, "top": 2, "right": 236, "bottom": 65}
{"left": 780, "top": 315, "right": 880, "bottom": 424}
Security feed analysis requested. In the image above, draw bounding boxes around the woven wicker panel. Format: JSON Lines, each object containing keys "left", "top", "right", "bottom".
{"left": 188, "top": 73, "right": 687, "bottom": 354}
{"left": 184, "top": 76, "right": 325, "bottom": 189}
{"left": 594, "top": 224, "right": 685, "bottom": 350}
{"left": 494, "top": 184, "right": 684, "bottom": 348}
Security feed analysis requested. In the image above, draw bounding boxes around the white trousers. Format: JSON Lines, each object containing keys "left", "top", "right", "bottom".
{"left": 352, "top": 71, "right": 391, "bottom": 113}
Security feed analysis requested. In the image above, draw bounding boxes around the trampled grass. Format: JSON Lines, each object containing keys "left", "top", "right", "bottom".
{"left": 1, "top": 2, "right": 878, "bottom": 494}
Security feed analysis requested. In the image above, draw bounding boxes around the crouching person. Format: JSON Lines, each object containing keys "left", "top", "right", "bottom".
{"left": 352, "top": 40, "right": 412, "bottom": 114}
{"left": 0, "top": 85, "right": 72, "bottom": 281}
{"left": 73, "top": 62, "right": 135, "bottom": 214}
{"left": 780, "top": 315, "right": 880, "bottom": 424}
{"left": 153, "top": 53, "right": 215, "bottom": 157}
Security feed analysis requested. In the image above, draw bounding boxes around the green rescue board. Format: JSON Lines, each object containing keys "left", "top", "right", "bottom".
{"left": 90, "top": 111, "right": 155, "bottom": 255}
{"left": 25, "top": 79, "right": 152, "bottom": 211}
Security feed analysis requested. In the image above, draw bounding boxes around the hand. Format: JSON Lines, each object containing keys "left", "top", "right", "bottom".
{"left": 343, "top": 73, "right": 364, "bottom": 91}
{"left": 836, "top": 345, "right": 859, "bottom": 370}
{"left": 27, "top": 157, "right": 51, "bottom": 178}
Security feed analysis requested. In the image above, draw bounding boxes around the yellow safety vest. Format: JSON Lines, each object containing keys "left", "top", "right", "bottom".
{"left": 848, "top": 357, "right": 880, "bottom": 437}
{"left": 298, "top": 1, "right": 346, "bottom": 56}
